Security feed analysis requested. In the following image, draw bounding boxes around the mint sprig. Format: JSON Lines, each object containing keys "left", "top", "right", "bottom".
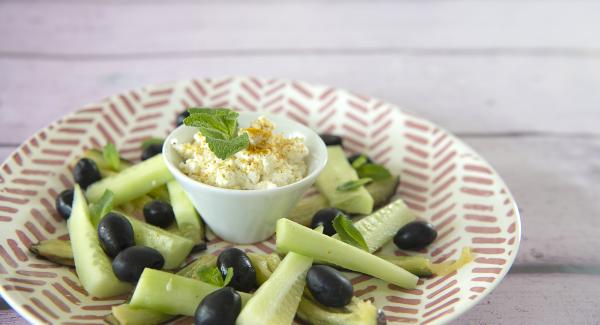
{"left": 89, "top": 189, "right": 114, "bottom": 226}
{"left": 197, "top": 266, "right": 234, "bottom": 287}
{"left": 183, "top": 108, "right": 249, "bottom": 160}
{"left": 356, "top": 164, "right": 392, "bottom": 181}
{"left": 332, "top": 214, "right": 369, "bottom": 251}
{"left": 102, "top": 143, "right": 120, "bottom": 171}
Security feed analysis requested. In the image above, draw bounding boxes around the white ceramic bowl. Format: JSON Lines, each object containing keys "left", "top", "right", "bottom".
{"left": 163, "top": 112, "right": 328, "bottom": 244}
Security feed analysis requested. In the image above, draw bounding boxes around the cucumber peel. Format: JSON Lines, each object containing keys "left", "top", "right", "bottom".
{"left": 28, "top": 239, "right": 74, "bottom": 266}
{"left": 129, "top": 268, "right": 251, "bottom": 316}
{"left": 236, "top": 252, "right": 313, "bottom": 325}
{"left": 316, "top": 146, "right": 374, "bottom": 215}
{"left": 276, "top": 219, "right": 418, "bottom": 289}
{"left": 86, "top": 154, "right": 173, "bottom": 205}
{"left": 380, "top": 255, "right": 434, "bottom": 277}
{"left": 365, "top": 176, "right": 400, "bottom": 208}
{"left": 108, "top": 303, "right": 175, "bottom": 325}
{"left": 67, "top": 185, "right": 131, "bottom": 298}
{"left": 334, "top": 198, "right": 415, "bottom": 253}
{"left": 297, "top": 297, "right": 379, "bottom": 325}
{"left": 167, "top": 180, "right": 204, "bottom": 244}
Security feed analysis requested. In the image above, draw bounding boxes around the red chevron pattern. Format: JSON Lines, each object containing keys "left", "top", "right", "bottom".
{"left": 0, "top": 77, "right": 520, "bottom": 325}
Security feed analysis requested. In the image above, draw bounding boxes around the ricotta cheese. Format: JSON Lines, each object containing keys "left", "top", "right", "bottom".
{"left": 173, "top": 116, "right": 309, "bottom": 190}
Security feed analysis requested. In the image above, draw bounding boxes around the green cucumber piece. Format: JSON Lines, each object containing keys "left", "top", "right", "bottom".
{"left": 247, "top": 253, "right": 282, "bottom": 285}
{"left": 148, "top": 185, "right": 170, "bottom": 203}
{"left": 287, "top": 193, "right": 329, "bottom": 226}
{"left": 288, "top": 176, "right": 400, "bottom": 226}
{"left": 365, "top": 176, "right": 400, "bottom": 208}
{"left": 316, "top": 146, "right": 373, "bottom": 215}
{"left": 297, "top": 297, "right": 379, "bottom": 325}
{"left": 76, "top": 149, "right": 134, "bottom": 172}
{"left": 276, "top": 219, "right": 418, "bottom": 289}
{"left": 167, "top": 180, "right": 203, "bottom": 244}
{"left": 379, "top": 255, "right": 434, "bottom": 277}
{"left": 86, "top": 155, "right": 173, "bottom": 205}
{"left": 236, "top": 252, "right": 313, "bottom": 325}
{"left": 123, "top": 215, "right": 194, "bottom": 269}
{"left": 109, "top": 303, "right": 175, "bottom": 325}
{"left": 67, "top": 185, "right": 131, "bottom": 297}
{"left": 129, "top": 268, "right": 251, "bottom": 316}
{"left": 334, "top": 198, "right": 415, "bottom": 253}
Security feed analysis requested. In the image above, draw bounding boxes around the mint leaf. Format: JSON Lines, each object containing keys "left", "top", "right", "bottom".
{"left": 197, "top": 266, "right": 234, "bottom": 287}
{"left": 332, "top": 214, "right": 369, "bottom": 251}
{"left": 356, "top": 163, "right": 392, "bottom": 181}
{"left": 184, "top": 108, "right": 250, "bottom": 160}
{"left": 197, "top": 266, "right": 224, "bottom": 286}
{"left": 336, "top": 178, "right": 373, "bottom": 192}
{"left": 351, "top": 154, "right": 368, "bottom": 169}
{"left": 102, "top": 143, "right": 120, "bottom": 171}
{"left": 89, "top": 190, "right": 114, "bottom": 226}
{"left": 205, "top": 133, "right": 250, "bottom": 160}
{"left": 141, "top": 138, "right": 164, "bottom": 150}
{"left": 222, "top": 267, "right": 234, "bottom": 287}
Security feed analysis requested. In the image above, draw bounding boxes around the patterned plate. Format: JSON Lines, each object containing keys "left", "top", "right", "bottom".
{"left": 0, "top": 77, "right": 520, "bottom": 325}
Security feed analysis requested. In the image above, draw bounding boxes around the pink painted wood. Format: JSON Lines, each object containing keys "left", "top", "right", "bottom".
{"left": 1, "top": 0, "right": 599, "bottom": 324}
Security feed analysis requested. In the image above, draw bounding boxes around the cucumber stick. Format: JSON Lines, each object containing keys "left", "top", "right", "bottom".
{"left": 276, "top": 219, "right": 418, "bottom": 289}
{"left": 130, "top": 269, "right": 251, "bottom": 316}
{"left": 67, "top": 185, "right": 131, "bottom": 298}
{"left": 86, "top": 154, "right": 173, "bottom": 205}
{"left": 334, "top": 198, "right": 415, "bottom": 253}
{"left": 167, "top": 180, "right": 203, "bottom": 244}
{"left": 124, "top": 215, "right": 194, "bottom": 269}
{"left": 316, "top": 146, "right": 373, "bottom": 214}
{"left": 288, "top": 176, "right": 400, "bottom": 226}
{"left": 236, "top": 252, "right": 313, "bottom": 325}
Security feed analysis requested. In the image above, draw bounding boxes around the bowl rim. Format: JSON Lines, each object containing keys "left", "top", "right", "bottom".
{"left": 162, "top": 111, "right": 328, "bottom": 195}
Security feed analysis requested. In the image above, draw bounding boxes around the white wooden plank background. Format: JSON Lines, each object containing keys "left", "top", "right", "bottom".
{"left": 1, "top": 0, "right": 600, "bottom": 323}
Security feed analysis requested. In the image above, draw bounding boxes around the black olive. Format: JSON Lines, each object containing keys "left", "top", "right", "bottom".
{"left": 73, "top": 158, "right": 101, "bottom": 189}
{"left": 217, "top": 248, "right": 256, "bottom": 293}
{"left": 143, "top": 200, "right": 175, "bottom": 228}
{"left": 112, "top": 246, "right": 164, "bottom": 283}
{"left": 55, "top": 189, "right": 74, "bottom": 220}
{"left": 393, "top": 221, "right": 438, "bottom": 251}
{"left": 348, "top": 153, "right": 373, "bottom": 165}
{"left": 319, "top": 134, "right": 343, "bottom": 147}
{"left": 310, "top": 208, "right": 344, "bottom": 236}
{"left": 176, "top": 110, "right": 191, "bottom": 127}
{"left": 306, "top": 265, "right": 353, "bottom": 308}
{"left": 141, "top": 143, "right": 163, "bottom": 161}
{"left": 98, "top": 212, "right": 135, "bottom": 258}
{"left": 194, "top": 287, "right": 241, "bottom": 325}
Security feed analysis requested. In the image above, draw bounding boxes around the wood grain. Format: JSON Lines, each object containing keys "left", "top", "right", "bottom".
{"left": 2, "top": 55, "right": 600, "bottom": 144}
{"left": 455, "top": 273, "right": 600, "bottom": 324}
{"left": 1, "top": 1, "right": 600, "bottom": 54}
{"left": 465, "top": 137, "right": 600, "bottom": 267}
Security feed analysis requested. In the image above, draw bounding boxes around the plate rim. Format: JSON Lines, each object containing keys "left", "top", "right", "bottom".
{"left": 0, "top": 76, "right": 522, "bottom": 325}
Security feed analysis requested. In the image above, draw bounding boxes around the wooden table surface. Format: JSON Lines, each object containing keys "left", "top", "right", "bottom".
{"left": 1, "top": 0, "right": 599, "bottom": 324}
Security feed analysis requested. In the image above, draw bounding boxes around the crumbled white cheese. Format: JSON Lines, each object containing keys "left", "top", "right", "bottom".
{"left": 174, "top": 116, "right": 309, "bottom": 190}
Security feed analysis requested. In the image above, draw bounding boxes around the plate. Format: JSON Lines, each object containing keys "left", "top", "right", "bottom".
{"left": 0, "top": 77, "right": 520, "bottom": 325}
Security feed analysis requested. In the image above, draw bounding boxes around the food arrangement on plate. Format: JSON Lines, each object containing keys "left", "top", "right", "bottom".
{"left": 28, "top": 108, "right": 475, "bottom": 325}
